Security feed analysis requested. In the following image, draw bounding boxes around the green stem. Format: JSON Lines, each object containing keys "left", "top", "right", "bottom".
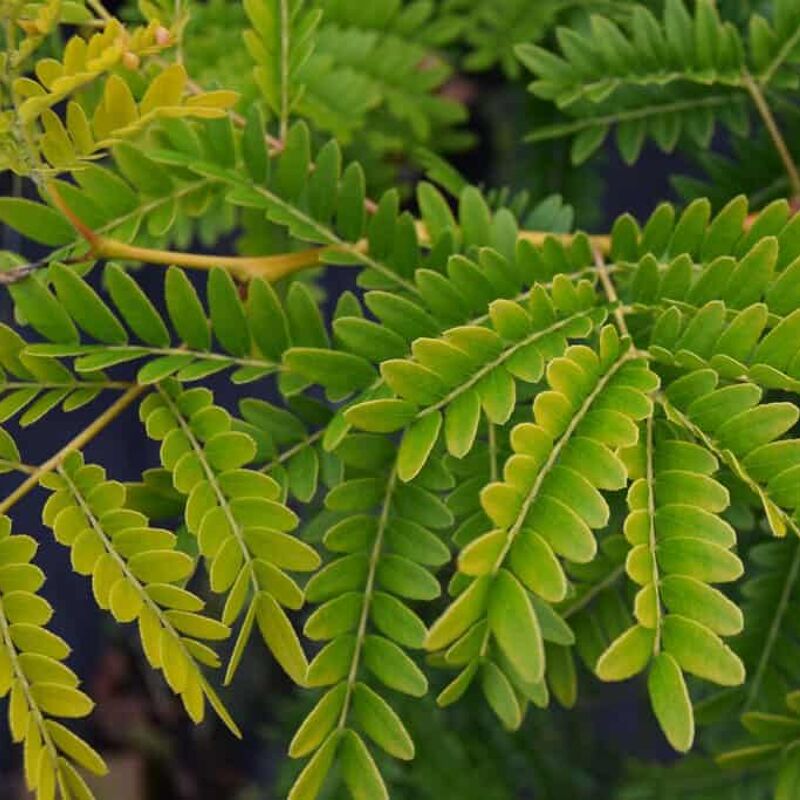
{"left": 759, "top": 27, "right": 800, "bottom": 88}
{"left": 260, "top": 429, "right": 325, "bottom": 474}
{"left": 85, "top": 0, "right": 113, "bottom": 21}
{"left": 279, "top": 0, "right": 290, "bottom": 142}
{"left": 643, "top": 413, "right": 662, "bottom": 654}
{"left": 745, "top": 539, "right": 800, "bottom": 711}
{"left": 337, "top": 466, "right": 398, "bottom": 730}
{"left": 595, "top": 249, "right": 630, "bottom": 338}
{"left": 562, "top": 564, "right": 625, "bottom": 619}
{"left": 487, "top": 423, "right": 498, "bottom": 484}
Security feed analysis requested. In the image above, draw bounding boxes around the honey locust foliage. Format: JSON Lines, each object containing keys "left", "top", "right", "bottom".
{"left": 4, "top": 1, "right": 800, "bottom": 799}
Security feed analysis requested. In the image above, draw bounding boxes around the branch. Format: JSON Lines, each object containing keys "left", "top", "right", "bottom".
{"left": 594, "top": 247, "right": 629, "bottom": 337}
{"left": 93, "top": 236, "right": 328, "bottom": 281}
{"left": 15, "top": 183, "right": 613, "bottom": 287}
{"left": 743, "top": 71, "right": 800, "bottom": 200}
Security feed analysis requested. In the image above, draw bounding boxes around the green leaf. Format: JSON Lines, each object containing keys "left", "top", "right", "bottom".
{"left": 345, "top": 400, "right": 418, "bottom": 433}
{"left": 51, "top": 263, "right": 128, "bottom": 345}
{"left": 417, "top": 183, "right": 456, "bottom": 243}
{"left": 0, "top": 198, "right": 74, "bottom": 245}
{"left": 661, "top": 614, "right": 745, "bottom": 686}
{"left": 481, "top": 660, "right": 522, "bottom": 731}
{"left": 288, "top": 732, "right": 339, "bottom": 800}
{"left": 352, "top": 683, "right": 414, "bottom": 760}
{"left": 276, "top": 122, "right": 311, "bottom": 201}
{"left": 596, "top": 624, "right": 655, "bottom": 681}
{"left": 340, "top": 729, "right": 388, "bottom": 800}
{"left": 426, "top": 576, "right": 490, "bottom": 652}
{"left": 337, "top": 163, "right": 366, "bottom": 242}
{"left": 660, "top": 575, "right": 743, "bottom": 636}
{"left": 128, "top": 550, "right": 194, "bottom": 583}
{"left": 105, "top": 264, "right": 170, "bottom": 347}
{"left": 256, "top": 592, "right": 308, "bottom": 685}
{"left": 45, "top": 720, "right": 107, "bottom": 775}
{"left": 397, "top": 412, "right": 442, "bottom": 482}
{"left": 370, "top": 593, "right": 426, "bottom": 649}
{"left": 165, "top": 267, "right": 210, "bottom": 351}
{"left": 648, "top": 652, "right": 694, "bottom": 752}
{"left": 777, "top": 748, "right": 800, "bottom": 800}
{"left": 488, "top": 569, "right": 544, "bottom": 684}
{"left": 285, "top": 348, "right": 377, "bottom": 393}
{"left": 208, "top": 268, "right": 250, "bottom": 357}
{"left": 9, "top": 275, "right": 78, "bottom": 344}
{"left": 30, "top": 683, "right": 94, "bottom": 717}
{"left": 363, "top": 635, "right": 427, "bottom": 697}
{"left": 289, "top": 684, "right": 346, "bottom": 758}
{"left": 247, "top": 278, "right": 289, "bottom": 361}
{"left": 444, "top": 389, "right": 481, "bottom": 458}
{"left": 459, "top": 186, "right": 492, "bottom": 250}
{"left": 242, "top": 105, "right": 268, "bottom": 184}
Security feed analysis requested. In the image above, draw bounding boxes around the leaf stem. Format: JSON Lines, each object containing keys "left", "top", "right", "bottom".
{"left": 487, "top": 423, "right": 498, "bottom": 484}
{"left": 93, "top": 236, "right": 327, "bottom": 281}
{"left": 0, "top": 384, "right": 146, "bottom": 515}
{"left": 279, "top": 0, "right": 290, "bottom": 142}
{"left": 85, "top": 0, "right": 113, "bottom": 21}
{"left": 337, "top": 466, "right": 398, "bottom": 730}
{"left": 562, "top": 564, "right": 625, "bottom": 619}
{"left": 594, "top": 248, "right": 629, "bottom": 337}
{"left": 0, "top": 460, "right": 38, "bottom": 475}
{"left": 45, "top": 181, "right": 101, "bottom": 250}
{"left": 260, "top": 429, "right": 325, "bottom": 474}
{"left": 644, "top": 413, "right": 661, "bottom": 655}
{"left": 743, "top": 71, "right": 800, "bottom": 200}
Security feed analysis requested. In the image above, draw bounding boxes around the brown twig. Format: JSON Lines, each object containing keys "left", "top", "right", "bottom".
{"left": 743, "top": 70, "right": 800, "bottom": 201}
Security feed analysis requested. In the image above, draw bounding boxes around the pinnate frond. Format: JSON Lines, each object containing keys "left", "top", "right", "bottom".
{"left": 40, "top": 452, "right": 238, "bottom": 735}
{"left": 288, "top": 449, "right": 451, "bottom": 800}
{"left": 596, "top": 417, "right": 744, "bottom": 752}
{"left": 516, "top": 0, "right": 749, "bottom": 163}
{"left": 20, "top": 262, "right": 306, "bottom": 385}
{"left": 341, "top": 271, "right": 604, "bottom": 480}
{"left": 141, "top": 381, "right": 314, "bottom": 685}
{"left": 0, "top": 512, "right": 107, "bottom": 799}
{"left": 15, "top": 19, "right": 174, "bottom": 125}
{"left": 34, "top": 63, "right": 237, "bottom": 172}
{"left": 0, "top": 322, "right": 128, "bottom": 427}
{"left": 425, "top": 327, "right": 657, "bottom": 728}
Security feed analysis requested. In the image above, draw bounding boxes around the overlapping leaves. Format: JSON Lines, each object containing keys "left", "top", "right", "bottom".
{"left": 425, "top": 327, "right": 658, "bottom": 729}
{"left": 288, "top": 446, "right": 451, "bottom": 800}
{"left": 141, "top": 381, "right": 314, "bottom": 686}
{"left": 17, "top": 261, "right": 311, "bottom": 386}
{"left": 597, "top": 418, "right": 744, "bottom": 752}
{"left": 40, "top": 451, "right": 238, "bottom": 734}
